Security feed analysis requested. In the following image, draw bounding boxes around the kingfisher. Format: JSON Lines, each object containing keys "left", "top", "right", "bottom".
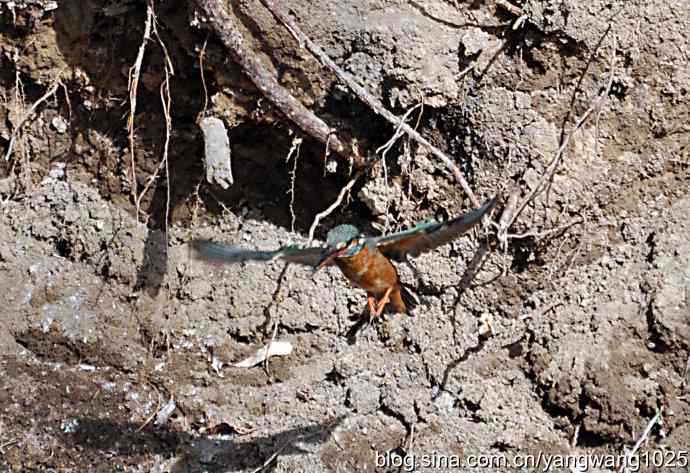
{"left": 191, "top": 196, "right": 497, "bottom": 319}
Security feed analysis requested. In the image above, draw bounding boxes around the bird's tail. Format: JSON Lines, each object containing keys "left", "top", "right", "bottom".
{"left": 400, "top": 283, "right": 420, "bottom": 313}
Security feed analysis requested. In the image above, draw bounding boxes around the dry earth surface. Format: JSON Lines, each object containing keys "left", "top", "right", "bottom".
{"left": 0, "top": 0, "right": 689, "bottom": 472}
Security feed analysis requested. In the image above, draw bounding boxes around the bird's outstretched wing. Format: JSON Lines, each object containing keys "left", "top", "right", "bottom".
{"left": 375, "top": 196, "right": 498, "bottom": 261}
{"left": 190, "top": 240, "right": 328, "bottom": 268}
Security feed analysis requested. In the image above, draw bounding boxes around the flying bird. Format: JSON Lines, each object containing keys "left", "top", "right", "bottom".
{"left": 191, "top": 196, "right": 498, "bottom": 319}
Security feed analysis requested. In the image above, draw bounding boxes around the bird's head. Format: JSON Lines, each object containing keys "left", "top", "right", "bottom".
{"left": 315, "top": 224, "right": 364, "bottom": 270}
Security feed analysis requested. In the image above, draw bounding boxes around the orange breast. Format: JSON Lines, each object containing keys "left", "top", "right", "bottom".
{"left": 336, "top": 246, "right": 399, "bottom": 295}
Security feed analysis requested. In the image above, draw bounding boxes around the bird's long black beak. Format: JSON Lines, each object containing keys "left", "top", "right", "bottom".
{"left": 314, "top": 246, "right": 346, "bottom": 272}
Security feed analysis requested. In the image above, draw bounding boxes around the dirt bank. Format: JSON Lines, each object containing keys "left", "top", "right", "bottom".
{"left": 0, "top": 0, "right": 688, "bottom": 471}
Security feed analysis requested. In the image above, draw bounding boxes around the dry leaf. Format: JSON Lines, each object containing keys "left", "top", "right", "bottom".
{"left": 232, "top": 341, "right": 293, "bottom": 368}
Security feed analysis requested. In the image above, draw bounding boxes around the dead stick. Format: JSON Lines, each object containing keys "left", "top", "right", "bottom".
{"left": 618, "top": 409, "right": 663, "bottom": 473}
{"left": 495, "top": 0, "right": 527, "bottom": 18}
{"left": 308, "top": 170, "right": 363, "bottom": 244}
{"left": 259, "top": 0, "right": 480, "bottom": 207}
{"left": 127, "top": 3, "right": 154, "bottom": 213}
{"left": 4, "top": 77, "right": 61, "bottom": 162}
{"left": 193, "top": 0, "right": 359, "bottom": 165}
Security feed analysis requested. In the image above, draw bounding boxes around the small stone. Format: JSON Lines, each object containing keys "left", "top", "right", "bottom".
{"left": 51, "top": 116, "right": 68, "bottom": 134}
{"left": 199, "top": 116, "right": 233, "bottom": 189}
{"left": 325, "top": 157, "right": 338, "bottom": 173}
{"left": 48, "top": 162, "right": 66, "bottom": 180}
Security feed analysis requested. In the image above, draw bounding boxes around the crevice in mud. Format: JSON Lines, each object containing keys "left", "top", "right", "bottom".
{"left": 510, "top": 235, "right": 540, "bottom": 273}
{"left": 418, "top": 350, "right": 439, "bottom": 392}
{"left": 643, "top": 294, "right": 670, "bottom": 354}
{"left": 538, "top": 390, "right": 577, "bottom": 425}
{"left": 455, "top": 397, "right": 481, "bottom": 414}
{"left": 432, "top": 108, "right": 477, "bottom": 184}
{"left": 494, "top": 9, "right": 584, "bottom": 71}
{"left": 55, "top": 238, "right": 73, "bottom": 259}
{"left": 575, "top": 426, "right": 613, "bottom": 448}
{"left": 378, "top": 395, "right": 412, "bottom": 436}
{"left": 225, "top": 328, "right": 257, "bottom": 345}
{"left": 490, "top": 440, "right": 512, "bottom": 452}
{"left": 435, "top": 338, "right": 487, "bottom": 397}
{"left": 645, "top": 231, "right": 656, "bottom": 263}
{"left": 325, "top": 366, "right": 347, "bottom": 386}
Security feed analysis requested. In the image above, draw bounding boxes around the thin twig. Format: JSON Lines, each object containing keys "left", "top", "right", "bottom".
{"left": 199, "top": 35, "right": 210, "bottom": 118}
{"left": 506, "top": 219, "right": 582, "bottom": 239}
{"left": 506, "top": 35, "right": 617, "bottom": 231}
{"left": 307, "top": 170, "right": 364, "bottom": 244}
{"left": 193, "top": 0, "right": 358, "bottom": 164}
{"left": 258, "top": 0, "right": 479, "bottom": 207}
{"left": 322, "top": 133, "right": 333, "bottom": 177}
{"left": 285, "top": 137, "right": 302, "bottom": 233}
{"left": 250, "top": 418, "right": 344, "bottom": 473}
{"left": 155, "top": 15, "right": 174, "bottom": 256}
{"left": 376, "top": 103, "right": 423, "bottom": 186}
{"left": 3, "top": 76, "right": 62, "bottom": 162}
{"left": 495, "top": 184, "right": 521, "bottom": 275}
{"left": 263, "top": 318, "right": 279, "bottom": 375}
{"left": 134, "top": 4, "right": 174, "bottom": 234}
{"left": 0, "top": 438, "right": 19, "bottom": 454}
{"left": 571, "top": 424, "right": 580, "bottom": 449}
{"left": 376, "top": 102, "right": 423, "bottom": 232}
{"left": 558, "top": 23, "right": 612, "bottom": 147}
{"left": 136, "top": 383, "right": 162, "bottom": 433}
{"left": 127, "top": 1, "right": 155, "bottom": 216}
{"left": 250, "top": 442, "right": 290, "bottom": 473}
{"left": 495, "top": 0, "right": 527, "bottom": 18}
{"left": 618, "top": 409, "right": 663, "bottom": 473}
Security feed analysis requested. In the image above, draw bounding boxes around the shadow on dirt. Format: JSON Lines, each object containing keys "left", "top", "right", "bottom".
{"left": 61, "top": 416, "right": 344, "bottom": 472}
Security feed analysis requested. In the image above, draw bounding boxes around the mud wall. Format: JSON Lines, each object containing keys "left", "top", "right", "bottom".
{"left": 0, "top": 0, "right": 688, "bottom": 471}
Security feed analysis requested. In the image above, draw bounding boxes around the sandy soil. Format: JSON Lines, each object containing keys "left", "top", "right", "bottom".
{"left": 0, "top": 0, "right": 688, "bottom": 472}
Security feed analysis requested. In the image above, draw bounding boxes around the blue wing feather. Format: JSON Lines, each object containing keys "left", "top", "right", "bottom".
{"left": 190, "top": 240, "right": 327, "bottom": 267}
{"left": 375, "top": 196, "right": 498, "bottom": 261}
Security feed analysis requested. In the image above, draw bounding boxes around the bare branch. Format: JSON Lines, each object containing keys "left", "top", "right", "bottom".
{"left": 308, "top": 170, "right": 364, "bottom": 244}
{"left": 285, "top": 137, "right": 303, "bottom": 233}
{"left": 4, "top": 76, "right": 62, "bottom": 162}
{"left": 127, "top": 2, "right": 154, "bottom": 214}
{"left": 618, "top": 409, "right": 663, "bottom": 473}
{"left": 506, "top": 35, "right": 617, "bottom": 231}
{"left": 258, "top": 0, "right": 480, "bottom": 207}
{"left": 193, "top": 0, "right": 361, "bottom": 165}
